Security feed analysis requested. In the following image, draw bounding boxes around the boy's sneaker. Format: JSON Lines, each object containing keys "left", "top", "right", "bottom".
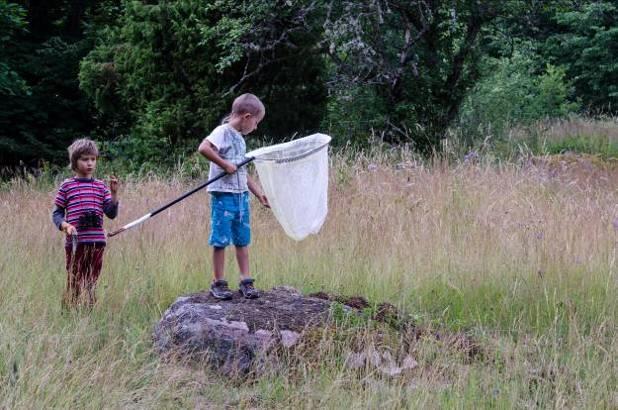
{"left": 210, "top": 280, "right": 233, "bottom": 300}
{"left": 239, "top": 278, "right": 259, "bottom": 299}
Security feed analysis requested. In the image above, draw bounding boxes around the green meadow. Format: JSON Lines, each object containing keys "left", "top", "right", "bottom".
{"left": 1, "top": 134, "right": 616, "bottom": 408}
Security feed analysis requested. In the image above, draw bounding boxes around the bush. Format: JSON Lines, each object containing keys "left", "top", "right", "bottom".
{"left": 322, "top": 86, "right": 388, "bottom": 147}
{"left": 457, "top": 51, "right": 579, "bottom": 146}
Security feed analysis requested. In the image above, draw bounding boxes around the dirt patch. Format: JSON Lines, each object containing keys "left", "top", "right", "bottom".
{"left": 307, "top": 292, "right": 370, "bottom": 310}
{"left": 309, "top": 292, "right": 408, "bottom": 327}
{"left": 308, "top": 291, "right": 482, "bottom": 360}
{"left": 373, "top": 302, "right": 400, "bottom": 323}
{"left": 338, "top": 296, "right": 370, "bottom": 309}
{"left": 307, "top": 291, "right": 330, "bottom": 301}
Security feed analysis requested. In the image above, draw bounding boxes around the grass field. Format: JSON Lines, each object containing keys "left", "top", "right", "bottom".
{"left": 1, "top": 148, "right": 616, "bottom": 408}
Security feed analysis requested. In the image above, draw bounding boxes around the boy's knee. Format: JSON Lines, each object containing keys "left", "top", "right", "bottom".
{"left": 209, "top": 232, "right": 231, "bottom": 246}
{"left": 231, "top": 230, "right": 250, "bottom": 247}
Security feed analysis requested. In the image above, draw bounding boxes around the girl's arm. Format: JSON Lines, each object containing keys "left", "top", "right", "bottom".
{"left": 52, "top": 206, "right": 76, "bottom": 235}
{"left": 103, "top": 202, "right": 118, "bottom": 219}
{"left": 104, "top": 176, "right": 120, "bottom": 219}
{"left": 52, "top": 206, "right": 66, "bottom": 230}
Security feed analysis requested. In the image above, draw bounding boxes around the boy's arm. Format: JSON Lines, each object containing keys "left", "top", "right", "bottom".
{"left": 247, "top": 175, "right": 270, "bottom": 208}
{"left": 198, "top": 139, "right": 237, "bottom": 174}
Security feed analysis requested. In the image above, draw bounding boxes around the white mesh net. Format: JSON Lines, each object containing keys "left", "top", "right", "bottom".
{"left": 247, "top": 133, "right": 331, "bottom": 241}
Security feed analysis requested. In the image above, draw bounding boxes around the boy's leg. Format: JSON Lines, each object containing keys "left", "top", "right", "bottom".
{"left": 231, "top": 192, "right": 251, "bottom": 280}
{"left": 208, "top": 193, "right": 234, "bottom": 300}
{"left": 212, "top": 246, "right": 226, "bottom": 281}
{"left": 210, "top": 246, "right": 233, "bottom": 299}
{"left": 235, "top": 246, "right": 258, "bottom": 299}
{"left": 235, "top": 246, "right": 250, "bottom": 280}
{"left": 209, "top": 193, "right": 233, "bottom": 281}
{"left": 231, "top": 192, "right": 257, "bottom": 298}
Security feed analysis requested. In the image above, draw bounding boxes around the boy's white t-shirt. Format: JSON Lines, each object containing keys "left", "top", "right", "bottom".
{"left": 206, "top": 124, "right": 248, "bottom": 193}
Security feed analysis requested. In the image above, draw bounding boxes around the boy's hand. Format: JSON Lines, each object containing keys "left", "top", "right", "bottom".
{"left": 109, "top": 176, "right": 119, "bottom": 195}
{"left": 257, "top": 193, "right": 270, "bottom": 208}
{"left": 223, "top": 161, "right": 237, "bottom": 174}
{"left": 61, "top": 222, "right": 77, "bottom": 237}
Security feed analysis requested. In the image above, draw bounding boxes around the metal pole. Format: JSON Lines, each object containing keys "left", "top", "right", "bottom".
{"left": 108, "top": 157, "right": 255, "bottom": 237}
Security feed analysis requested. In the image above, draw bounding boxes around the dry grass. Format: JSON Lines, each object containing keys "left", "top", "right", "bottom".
{"left": 535, "top": 116, "right": 618, "bottom": 142}
{"left": 0, "top": 152, "right": 616, "bottom": 408}
{"left": 502, "top": 116, "right": 618, "bottom": 161}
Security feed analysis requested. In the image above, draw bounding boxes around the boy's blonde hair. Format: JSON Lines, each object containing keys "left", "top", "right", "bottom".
{"left": 68, "top": 138, "right": 99, "bottom": 171}
{"left": 231, "top": 93, "right": 265, "bottom": 117}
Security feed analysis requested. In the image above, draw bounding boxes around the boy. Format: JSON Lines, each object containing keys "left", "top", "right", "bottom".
{"left": 198, "top": 93, "right": 270, "bottom": 300}
{"left": 52, "top": 138, "right": 119, "bottom": 308}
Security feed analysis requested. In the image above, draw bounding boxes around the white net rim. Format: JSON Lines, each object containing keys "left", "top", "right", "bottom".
{"left": 246, "top": 133, "right": 332, "bottom": 163}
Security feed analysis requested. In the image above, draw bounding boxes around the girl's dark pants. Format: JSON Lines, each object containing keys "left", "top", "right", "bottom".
{"left": 64, "top": 243, "right": 105, "bottom": 307}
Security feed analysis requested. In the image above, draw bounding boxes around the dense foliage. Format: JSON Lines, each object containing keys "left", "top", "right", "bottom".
{"left": 79, "top": 0, "right": 327, "bottom": 166}
{"left": 542, "top": 2, "right": 618, "bottom": 112}
{"left": 0, "top": 0, "right": 616, "bottom": 168}
{"left": 0, "top": 0, "right": 98, "bottom": 168}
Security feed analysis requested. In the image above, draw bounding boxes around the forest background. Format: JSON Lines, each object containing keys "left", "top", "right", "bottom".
{"left": 1, "top": 0, "right": 616, "bottom": 172}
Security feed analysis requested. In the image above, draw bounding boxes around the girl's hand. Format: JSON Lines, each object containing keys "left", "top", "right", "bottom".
{"left": 257, "top": 193, "right": 270, "bottom": 208}
{"left": 61, "top": 222, "right": 77, "bottom": 237}
{"left": 109, "top": 176, "right": 119, "bottom": 196}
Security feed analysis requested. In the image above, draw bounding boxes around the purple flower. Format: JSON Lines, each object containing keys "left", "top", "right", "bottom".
{"left": 613, "top": 218, "right": 618, "bottom": 232}
{"left": 464, "top": 150, "right": 479, "bottom": 163}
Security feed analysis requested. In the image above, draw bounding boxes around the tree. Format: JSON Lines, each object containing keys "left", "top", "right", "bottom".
{"left": 494, "top": 0, "right": 617, "bottom": 113}
{"left": 321, "top": 0, "right": 527, "bottom": 150}
{"left": 0, "top": 0, "right": 99, "bottom": 168}
{"left": 542, "top": 2, "right": 617, "bottom": 112}
{"left": 0, "top": 1, "right": 28, "bottom": 96}
{"left": 79, "top": 0, "right": 327, "bottom": 166}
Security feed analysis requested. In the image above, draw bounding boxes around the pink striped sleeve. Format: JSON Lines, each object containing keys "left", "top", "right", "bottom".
{"left": 103, "top": 183, "right": 112, "bottom": 204}
{"left": 54, "top": 183, "right": 67, "bottom": 208}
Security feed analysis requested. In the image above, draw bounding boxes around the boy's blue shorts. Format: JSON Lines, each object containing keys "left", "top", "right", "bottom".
{"left": 209, "top": 191, "right": 251, "bottom": 248}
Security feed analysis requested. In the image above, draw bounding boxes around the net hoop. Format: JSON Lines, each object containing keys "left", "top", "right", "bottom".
{"left": 246, "top": 133, "right": 331, "bottom": 163}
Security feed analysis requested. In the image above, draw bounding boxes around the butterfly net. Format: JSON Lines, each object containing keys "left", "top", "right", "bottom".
{"left": 246, "top": 133, "right": 331, "bottom": 240}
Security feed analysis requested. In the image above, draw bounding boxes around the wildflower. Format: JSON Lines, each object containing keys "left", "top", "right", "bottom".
{"left": 464, "top": 150, "right": 479, "bottom": 163}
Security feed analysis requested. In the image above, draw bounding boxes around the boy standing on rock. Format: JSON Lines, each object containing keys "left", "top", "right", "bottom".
{"left": 198, "top": 93, "right": 270, "bottom": 300}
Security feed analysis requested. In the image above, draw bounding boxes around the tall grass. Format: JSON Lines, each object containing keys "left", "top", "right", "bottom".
{"left": 1, "top": 151, "right": 616, "bottom": 408}
{"left": 446, "top": 115, "right": 618, "bottom": 162}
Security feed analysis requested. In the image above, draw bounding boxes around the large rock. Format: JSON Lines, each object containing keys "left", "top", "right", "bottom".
{"left": 153, "top": 286, "right": 338, "bottom": 374}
